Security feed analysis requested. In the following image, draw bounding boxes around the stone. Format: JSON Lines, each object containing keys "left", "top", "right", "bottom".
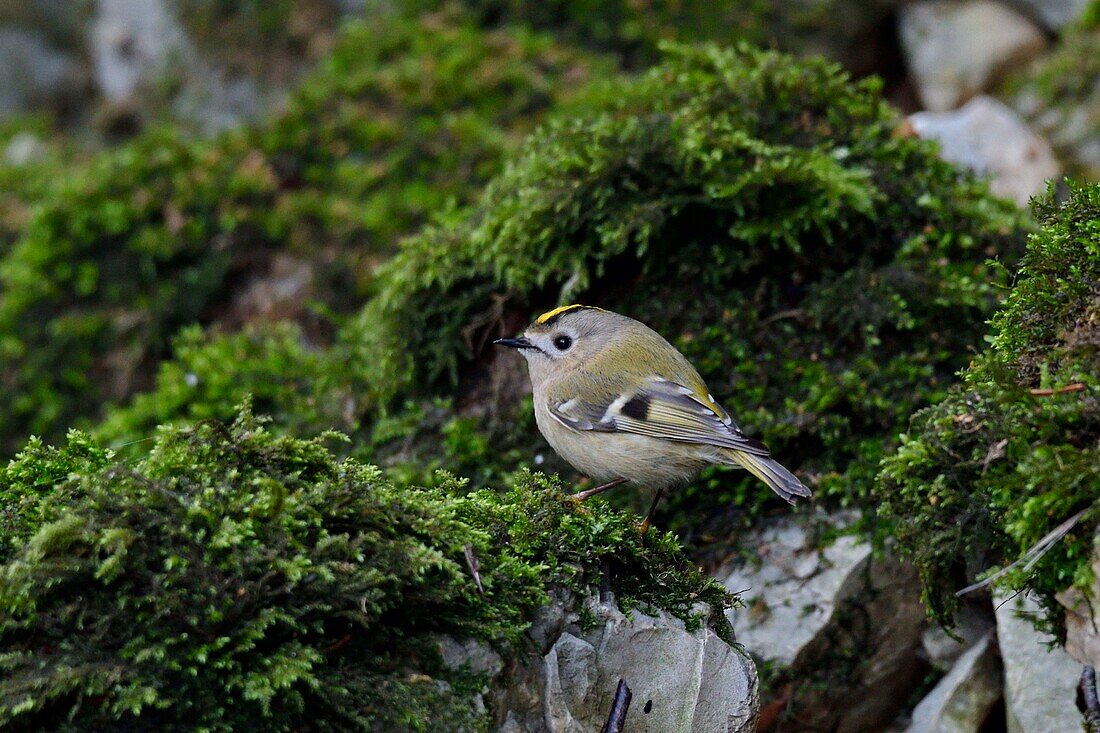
{"left": 719, "top": 515, "right": 928, "bottom": 732}
{"left": 1056, "top": 536, "right": 1100, "bottom": 669}
{"left": 487, "top": 598, "right": 758, "bottom": 733}
{"left": 91, "top": 0, "right": 191, "bottom": 104}
{"left": 3, "top": 132, "right": 49, "bottom": 166}
{"left": 0, "top": 27, "right": 82, "bottom": 117}
{"left": 909, "top": 95, "right": 1059, "bottom": 206}
{"left": 899, "top": 1, "right": 1048, "bottom": 112}
{"left": 920, "top": 601, "right": 996, "bottom": 672}
{"left": 995, "top": 592, "right": 1083, "bottom": 733}
{"left": 723, "top": 521, "right": 871, "bottom": 666}
{"left": 904, "top": 632, "right": 1001, "bottom": 733}
{"left": 1005, "top": 0, "right": 1091, "bottom": 30}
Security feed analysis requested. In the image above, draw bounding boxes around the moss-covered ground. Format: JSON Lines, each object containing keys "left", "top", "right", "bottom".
{"left": 879, "top": 182, "right": 1100, "bottom": 634}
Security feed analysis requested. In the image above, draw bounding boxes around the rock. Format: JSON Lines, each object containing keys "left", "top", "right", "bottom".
{"left": 722, "top": 519, "right": 871, "bottom": 667}
{"left": 90, "top": 0, "right": 266, "bottom": 132}
{"left": 995, "top": 592, "right": 1082, "bottom": 733}
{"left": 1005, "top": 0, "right": 1091, "bottom": 30}
{"left": 920, "top": 601, "right": 996, "bottom": 672}
{"left": 899, "top": 1, "right": 1048, "bottom": 111}
{"left": 91, "top": 0, "right": 191, "bottom": 104}
{"left": 487, "top": 597, "right": 758, "bottom": 733}
{"left": 909, "top": 95, "right": 1059, "bottom": 206}
{"left": 1056, "top": 536, "right": 1100, "bottom": 669}
{"left": 719, "top": 515, "right": 928, "bottom": 732}
{"left": 0, "top": 27, "right": 83, "bottom": 117}
{"left": 3, "top": 131, "right": 49, "bottom": 166}
{"left": 904, "top": 632, "right": 1001, "bottom": 733}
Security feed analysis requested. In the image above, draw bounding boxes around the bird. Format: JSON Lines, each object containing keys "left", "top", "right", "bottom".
{"left": 494, "top": 304, "right": 811, "bottom": 525}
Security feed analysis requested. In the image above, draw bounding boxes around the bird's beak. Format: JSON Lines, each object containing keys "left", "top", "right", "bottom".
{"left": 493, "top": 336, "right": 534, "bottom": 350}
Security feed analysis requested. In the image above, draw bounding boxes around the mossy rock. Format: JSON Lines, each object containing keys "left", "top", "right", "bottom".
{"left": 0, "top": 406, "right": 732, "bottom": 731}
{"left": 349, "top": 42, "right": 1026, "bottom": 531}
{"left": 0, "top": 8, "right": 607, "bottom": 455}
{"left": 878, "top": 181, "right": 1100, "bottom": 634}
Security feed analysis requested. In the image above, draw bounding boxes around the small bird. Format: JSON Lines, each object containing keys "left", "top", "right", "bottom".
{"left": 495, "top": 305, "right": 811, "bottom": 522}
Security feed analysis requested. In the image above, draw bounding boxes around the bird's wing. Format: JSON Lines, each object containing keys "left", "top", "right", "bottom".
{"left": 548, "top": 376, "right": 771, "bottom": 456}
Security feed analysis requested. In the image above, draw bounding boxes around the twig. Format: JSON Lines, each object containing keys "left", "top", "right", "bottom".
{"left": 957, "top": 509, "right": 1087, "bottom": 596}
{"left": 1030, "top": 383, "right": 1086, "bottom": 396}
{"left": 1078, "top": 666, "right": 1099, "bottom": 733}
{"left": 463, "top": 545, "right": 484, "bottom": 594}
{"left": 600, "top": 679, "right": 632, "bottom": 733}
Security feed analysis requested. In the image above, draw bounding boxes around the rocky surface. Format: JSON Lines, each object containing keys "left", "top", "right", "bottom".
{"left": 1006, "top": 0, "right": 1091, "bottom": 30}
{"left": 909, "top": 95, "right": 1059, "bottom": 206}
{"left": 899, "top": 1, "right": 1048, "bottom": 111}
{"left": 995, "top": 592, "right": 1082, "bottom": 733}
{"left": 904, "top": 632, "right": 1001, "bottom": 733}
{"left": 1057, "top": 537, "right": 1100, "bottom": 669}
{"left": 720, "top": 516, "right": 928, "bottom": 733}
{"left": 0, "top": 27, "right": 83, "bottom": 118}
{"left": 469, "top": 595, "right": 759, "bottom": 733}
{"left": 920, "top": 601, "right": 996, "bottom": 673}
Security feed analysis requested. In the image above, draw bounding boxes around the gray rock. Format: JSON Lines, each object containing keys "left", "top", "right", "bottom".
{"left": 904, "top": 632, "right": 1001, "bottom": 733}
{"left": 920, "top": 601, "right": 996, "bottom": 672}
{"left": 719, "top": 515, "right": 928, "bottom": 733}
{"left": 91, "top": 0, "right": 191, "bottom": 104}
{"left": 722, "top": 520, "right": 872, "bottom": 667}
{"left": 0, "top": 27, "right": 82, "bottom": 117}
{"left": 90, "top": 0, "right": 266, "bottom": 132}
{"left": 995, "top": 592, "right": 1082, "bottom": 733}
{"left": 900, "top": 1, "right": 1048, "bottom": 111}
{"left": 909, "top": 95, "right": 1059, "bottom": 206}
{"left": 489, "top": 598, "right": 758, "bottom": 733}
{"left": 1056, "top": 536, "right": 1100, "bottom": 669}
{"left": 4, "top": 131, "right": 49, "bottom": 166}
{"left": 1005, "top": 0, "right": 1091, "bottom": 30}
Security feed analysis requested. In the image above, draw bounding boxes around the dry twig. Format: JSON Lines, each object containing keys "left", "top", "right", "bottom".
{"left": 600, "top": 679, "right": 632, "bottom": 733}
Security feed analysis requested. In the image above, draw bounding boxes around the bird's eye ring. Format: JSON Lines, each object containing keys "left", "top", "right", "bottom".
{"left": 553, "top": 335, "right": 572, "bottom": 351}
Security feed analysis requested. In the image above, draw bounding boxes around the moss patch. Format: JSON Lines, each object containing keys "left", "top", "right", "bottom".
{"left": 348, "top": 42, "right": 1024, "bottom": 533}
{"left": 0, "top": 8, "right": 607, "bottom": 454}
{"left": 878, "top": 182, "right": 1100, "bottom": 632}
{"left": 0, "top": 406, "right": 732, "bottom": 731}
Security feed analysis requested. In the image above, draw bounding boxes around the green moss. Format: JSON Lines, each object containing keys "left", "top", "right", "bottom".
{"left": 0, "top": 406, "right": 733, "bottom": 731}
{"left": 346, "top": 43, "right": 1024, "bottom": 531}
{"left": 0, "top": 8, "right": 607, "bottom": 454}
{"left": 878, "top": 182, "right": 1100, "bottom": 632}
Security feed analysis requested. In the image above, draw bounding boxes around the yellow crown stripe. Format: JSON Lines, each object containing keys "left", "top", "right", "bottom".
{"left": 536, "top": 304, "right": 596, "bottom": 324}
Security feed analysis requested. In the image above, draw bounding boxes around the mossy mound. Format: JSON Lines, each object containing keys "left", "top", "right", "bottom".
{"left": 353, "top": 43, "right": 1025, "bottom": 530}
{"left": 878, "top": 182, "right": 1100, "bottom": 632}
{"left": 0, "top": 8, "right": 606, "bottom": 454}
{"left": 0, "top": 407, "right": 731, "bottom": 731}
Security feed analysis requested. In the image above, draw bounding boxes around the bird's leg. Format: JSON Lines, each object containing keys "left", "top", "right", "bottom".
{"left": 639, "top": 487, "right": 665, "bottom": 534}
{"left": 570, "top": 477, "right": 629, "bottom": 501}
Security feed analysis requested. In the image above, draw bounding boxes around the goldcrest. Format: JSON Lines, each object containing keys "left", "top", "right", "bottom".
{"left": 495, "top": 305, "right": 811, "bottom": 504}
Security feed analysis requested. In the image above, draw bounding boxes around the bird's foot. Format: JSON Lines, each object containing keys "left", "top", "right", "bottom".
{"left": 638, "top": 487, "right": 665, "bottom": 535}
{"left": 569, "top": 477, "right": 629, "bottom": 502}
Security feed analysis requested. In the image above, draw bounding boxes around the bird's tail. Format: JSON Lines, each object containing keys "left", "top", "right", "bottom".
{"left": 721, "top": 450, "right": 812, "bottom": 505}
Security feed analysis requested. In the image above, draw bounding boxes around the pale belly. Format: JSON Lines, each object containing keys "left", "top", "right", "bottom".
{"left": 533, "top": 399, "right": 707, "bottom": 490}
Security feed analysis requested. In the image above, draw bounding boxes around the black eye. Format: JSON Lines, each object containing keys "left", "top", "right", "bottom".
{"left": 553, "top": 335, "right": 573, "bottom": 351}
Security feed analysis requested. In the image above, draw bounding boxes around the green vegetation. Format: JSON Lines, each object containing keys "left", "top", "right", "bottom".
{"left": 879, "top": 182, "right": 1099, "bottom": 632}
{"left": 360, "top": 43, "right": 1025, "bottom": 529}
{"left": 0, "top": 407, "right": 732, "bottom": 731}
{"left": 0, "top": 8, "right": 606, "bottom": 454}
